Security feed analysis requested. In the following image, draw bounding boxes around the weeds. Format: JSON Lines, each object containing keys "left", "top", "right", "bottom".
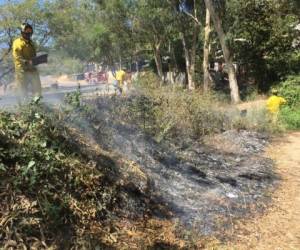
{"left": 123, "top": 85, "right": 228, "bottom": 142}
{"left": 0, "top": 99, "right": 121, "bottom": 248}
{"left": 0, "top": 96, "right": 209, "bottom": 249}
{"left": 277, "top": 75, "right": 300, "bottom": 129}
{"left": 123, "top": 84, "right": 281, "bottom": 144}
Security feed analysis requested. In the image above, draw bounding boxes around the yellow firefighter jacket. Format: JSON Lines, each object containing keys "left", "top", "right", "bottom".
{"left": 12, "top": 37, "right": 37, "bottom": 72}
{"left": 12, "top": 37, "right": 41, "bottom": 96}
{"left": 116, "top": 70, "right": 126, "bottom": 84}
{"left": 266, "top": 96, "right": 286, "bottom": 114}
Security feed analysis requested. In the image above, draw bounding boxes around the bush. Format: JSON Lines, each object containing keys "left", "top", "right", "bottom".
{"left": 277, "top": 75, "right": 300, "bottom": 129}
{"left": 0, "top": 100, "right": 121, "bottom": 248}
{"left": 228, "top": 107, "right": 284, "bottom": 133}
{"left": 279, "top": 106, "right": 300, "bottom": 130}
{"left": 127, "top": 83, "right": 228, "bottom": 141}
{"left": 277, "top": 75, "right": 300, "bottom": 108}
{"left": 0, "top": 98, "right": 208, "bottom": 249}
{"left": 128, "top": 74, "right": 285, "bottom": 141}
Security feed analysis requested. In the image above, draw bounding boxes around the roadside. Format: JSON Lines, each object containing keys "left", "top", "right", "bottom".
{"left": 0, "top": 75, "right": 117, "bottom": 108}
{"left": 228, "top": 132, "right": 300, "bottom": 250}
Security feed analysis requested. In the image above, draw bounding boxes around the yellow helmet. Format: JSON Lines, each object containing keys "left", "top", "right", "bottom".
{"left": 271, "top": 88, "right": 278, "bottom": 95}
{"left": 20, "top": 22, "right": 33, "bottom": 33}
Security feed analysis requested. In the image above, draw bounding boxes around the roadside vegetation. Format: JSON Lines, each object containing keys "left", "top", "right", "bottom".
{"left": 122, "top": 72, "right": 285, "bottom": 144}
{"left": 0, "top": 98, "right": 213, "bottom": 249}
{"left": 0, "top": 99, "right": 120, "bottom": 248}
{"left": 277, "top": 75, "right": 300, "bottom": 130}
{"left": 0, "top": 0, "right": 299, "bottom": 249}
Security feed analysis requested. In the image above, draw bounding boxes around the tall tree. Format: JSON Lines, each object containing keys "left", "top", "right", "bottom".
{"left": 204, "top": 0, "right": 240, "bottom": 103}
{"left": 226, "top": 0, "right": 299, "bottom": 91}
{"left": 132, "top": 0, "right": 174, "bottom": 80}
{"left": 203, "top": 7, "right": 212, "bottom": 92}
{"left": 169, "top": 0, "right": 203, "bottom": 90}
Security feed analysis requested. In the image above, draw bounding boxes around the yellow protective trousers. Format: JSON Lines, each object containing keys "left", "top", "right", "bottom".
{"left": 15, "top": 70, "right": 41, "bottom": 98}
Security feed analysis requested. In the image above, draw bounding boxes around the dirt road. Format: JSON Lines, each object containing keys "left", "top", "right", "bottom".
{"left": 229, "top": 132, "right": 300, "bottom": 250}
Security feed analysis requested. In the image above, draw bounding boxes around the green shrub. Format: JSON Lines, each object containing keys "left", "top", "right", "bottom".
{"left": 276, "top": 75, "right": 300, "bottom": 129}
{"left": 277, "top": 75, "right": 300, "bottom": 108}
{"left": 130, "top": 74, "right": 286, "bottom": 140}
{"left": 128, "top": 82, "right": 228, "bottom": 141}
{"left": 135, "top": 71, "right": 161, "bottom": 89}
{"left": 279, "top": 106, "right": 300, "bottom": 130}
{"left": 0, "top": 100, "right": 120, "bottom": 248}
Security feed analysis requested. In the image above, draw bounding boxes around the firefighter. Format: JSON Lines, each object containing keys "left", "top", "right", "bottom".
{"left": 114, "top": 67, "right": 126, "bottom": 94}
{"left": 266, "top": 89, "right": 286, "bottom": 122}
{"left": 12, "top": 22, "right": 42, "bottom": 99}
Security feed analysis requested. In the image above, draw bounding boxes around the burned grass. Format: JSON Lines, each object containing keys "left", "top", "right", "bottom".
{"left": 88, "top": 94, "right": 279, "bottom": 240}
{"left": 0, "top": 103, "right": 119, "bottom": 248}
{"left": 0, "top": 92, "right": 280, "bottom": 249}
{"left": 0, "top": 100, "right": 211, "bottom": 249}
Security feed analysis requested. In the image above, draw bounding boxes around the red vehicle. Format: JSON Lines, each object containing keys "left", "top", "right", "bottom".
{"left": 85, "top": 71, "right": 108, "bottom": 84}
{"left": 97, "top": 71, "right": 108, "bottom": 83}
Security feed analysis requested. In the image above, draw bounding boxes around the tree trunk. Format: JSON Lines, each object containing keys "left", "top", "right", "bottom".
{"left": 181, "top": 24, "right": 198, "bottom": 90}
{"left": 204, "top": 0, "right": 240, "bottom": 103}
{"left": 153, "top": 44, "right": 163, "bottom": 80}
{"left": 167, "top": 41, "right": 175, "bottom": 84}
{"left": 182, "top": 35, "right": 193, "bottom": 89}
{"left": 203, "top": 8, "right": 212, "bottom": 92}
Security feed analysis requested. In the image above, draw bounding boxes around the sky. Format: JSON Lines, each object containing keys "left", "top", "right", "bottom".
{"left": 0, "top": 0, "right": 11, "bottom": 4}
{"left": 0, "top": 0, "right": 21, "bottom": 4}
{"left": 0, "top": 0, "right": 37, "bottom": 6}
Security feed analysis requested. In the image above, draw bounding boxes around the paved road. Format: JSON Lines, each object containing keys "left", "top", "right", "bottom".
{"left": 0, "top": 83, "right": 116, "bottom": 109}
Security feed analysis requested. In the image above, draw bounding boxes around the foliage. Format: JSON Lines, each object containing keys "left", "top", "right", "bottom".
{"left": 277, "top": 75, "right": 300, "bottom": 108}
{"left": 0, "top": 96, "right": 215, "bottom": 249}
{"left": 0, "top": 99, "right": 121, "bottom": 248}
{"left": 279, "top": 106, "right": 300, "bottom": 130}
{"left": 230, "top": 107, "right": 283, "bottom": 133}
{"left": 277, "top": 75, "right": 300, "bottom": 129}
{"left": 128, "top": 75, "right": 284, "bottom": 139}
{"left": 226, "top": 0, "right": 299, "bottom": 91}
{"left": 126, "top": 75, "right": 227, "bottom": 141}
{"left": 64, "top": 87, "right": 82, "bottom": 109}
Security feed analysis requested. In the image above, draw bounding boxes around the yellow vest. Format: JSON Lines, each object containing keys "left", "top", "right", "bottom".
{"left": 266, "top": 96, "right": 286, "bottom": 113}
{"left": 12, "top": 37, "right": 37, "bottom": 72}
{"left": 116, "top": 70, "right": 126, "bottom": 82}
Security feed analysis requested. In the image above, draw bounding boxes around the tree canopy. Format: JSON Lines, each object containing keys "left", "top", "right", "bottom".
{"left": 0, "top": 0, "right": 299, "bottom": 100}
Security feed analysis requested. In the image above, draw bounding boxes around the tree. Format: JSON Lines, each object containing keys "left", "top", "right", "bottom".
{"left": 203, "top": 7, "right": 212, "bottom": 92}
{"left": 226, "top": 0, "right": 299, "bottom": 92}
{"left": 94, "top": 0, "right": 136, "bottom": 66}
{"left": 132, "top": 0, "right": 174, "bottom": 80}
{"left": 204, "top": 0, "right": 240, "bottom": 103}
{"left": 179, "top": 0, "right": 201, "bottom": 90}
{"left": 168, "top": 0, "right": 204, "bottom": 90}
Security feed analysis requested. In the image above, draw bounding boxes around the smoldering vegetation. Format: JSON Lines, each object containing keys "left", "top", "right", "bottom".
{"left": 82, "top": 90, "right": 279, "bottom": 238}
{"left": 0, "top": 89, "right": 280, "bottom": 248}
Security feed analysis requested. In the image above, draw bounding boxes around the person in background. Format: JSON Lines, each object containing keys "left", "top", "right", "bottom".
{"left": 115, "top": 67, "right": 126, "bottom": 94}
{"left": 12, "top": 22, "right": 41, "bottom": 100}
{"left": 266, "top": 89, "right": 286, "bottom": 122}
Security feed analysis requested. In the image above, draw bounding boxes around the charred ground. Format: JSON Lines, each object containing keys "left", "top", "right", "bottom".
{"left": 0, "top": 91, "right": 279, "bottom": 249}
